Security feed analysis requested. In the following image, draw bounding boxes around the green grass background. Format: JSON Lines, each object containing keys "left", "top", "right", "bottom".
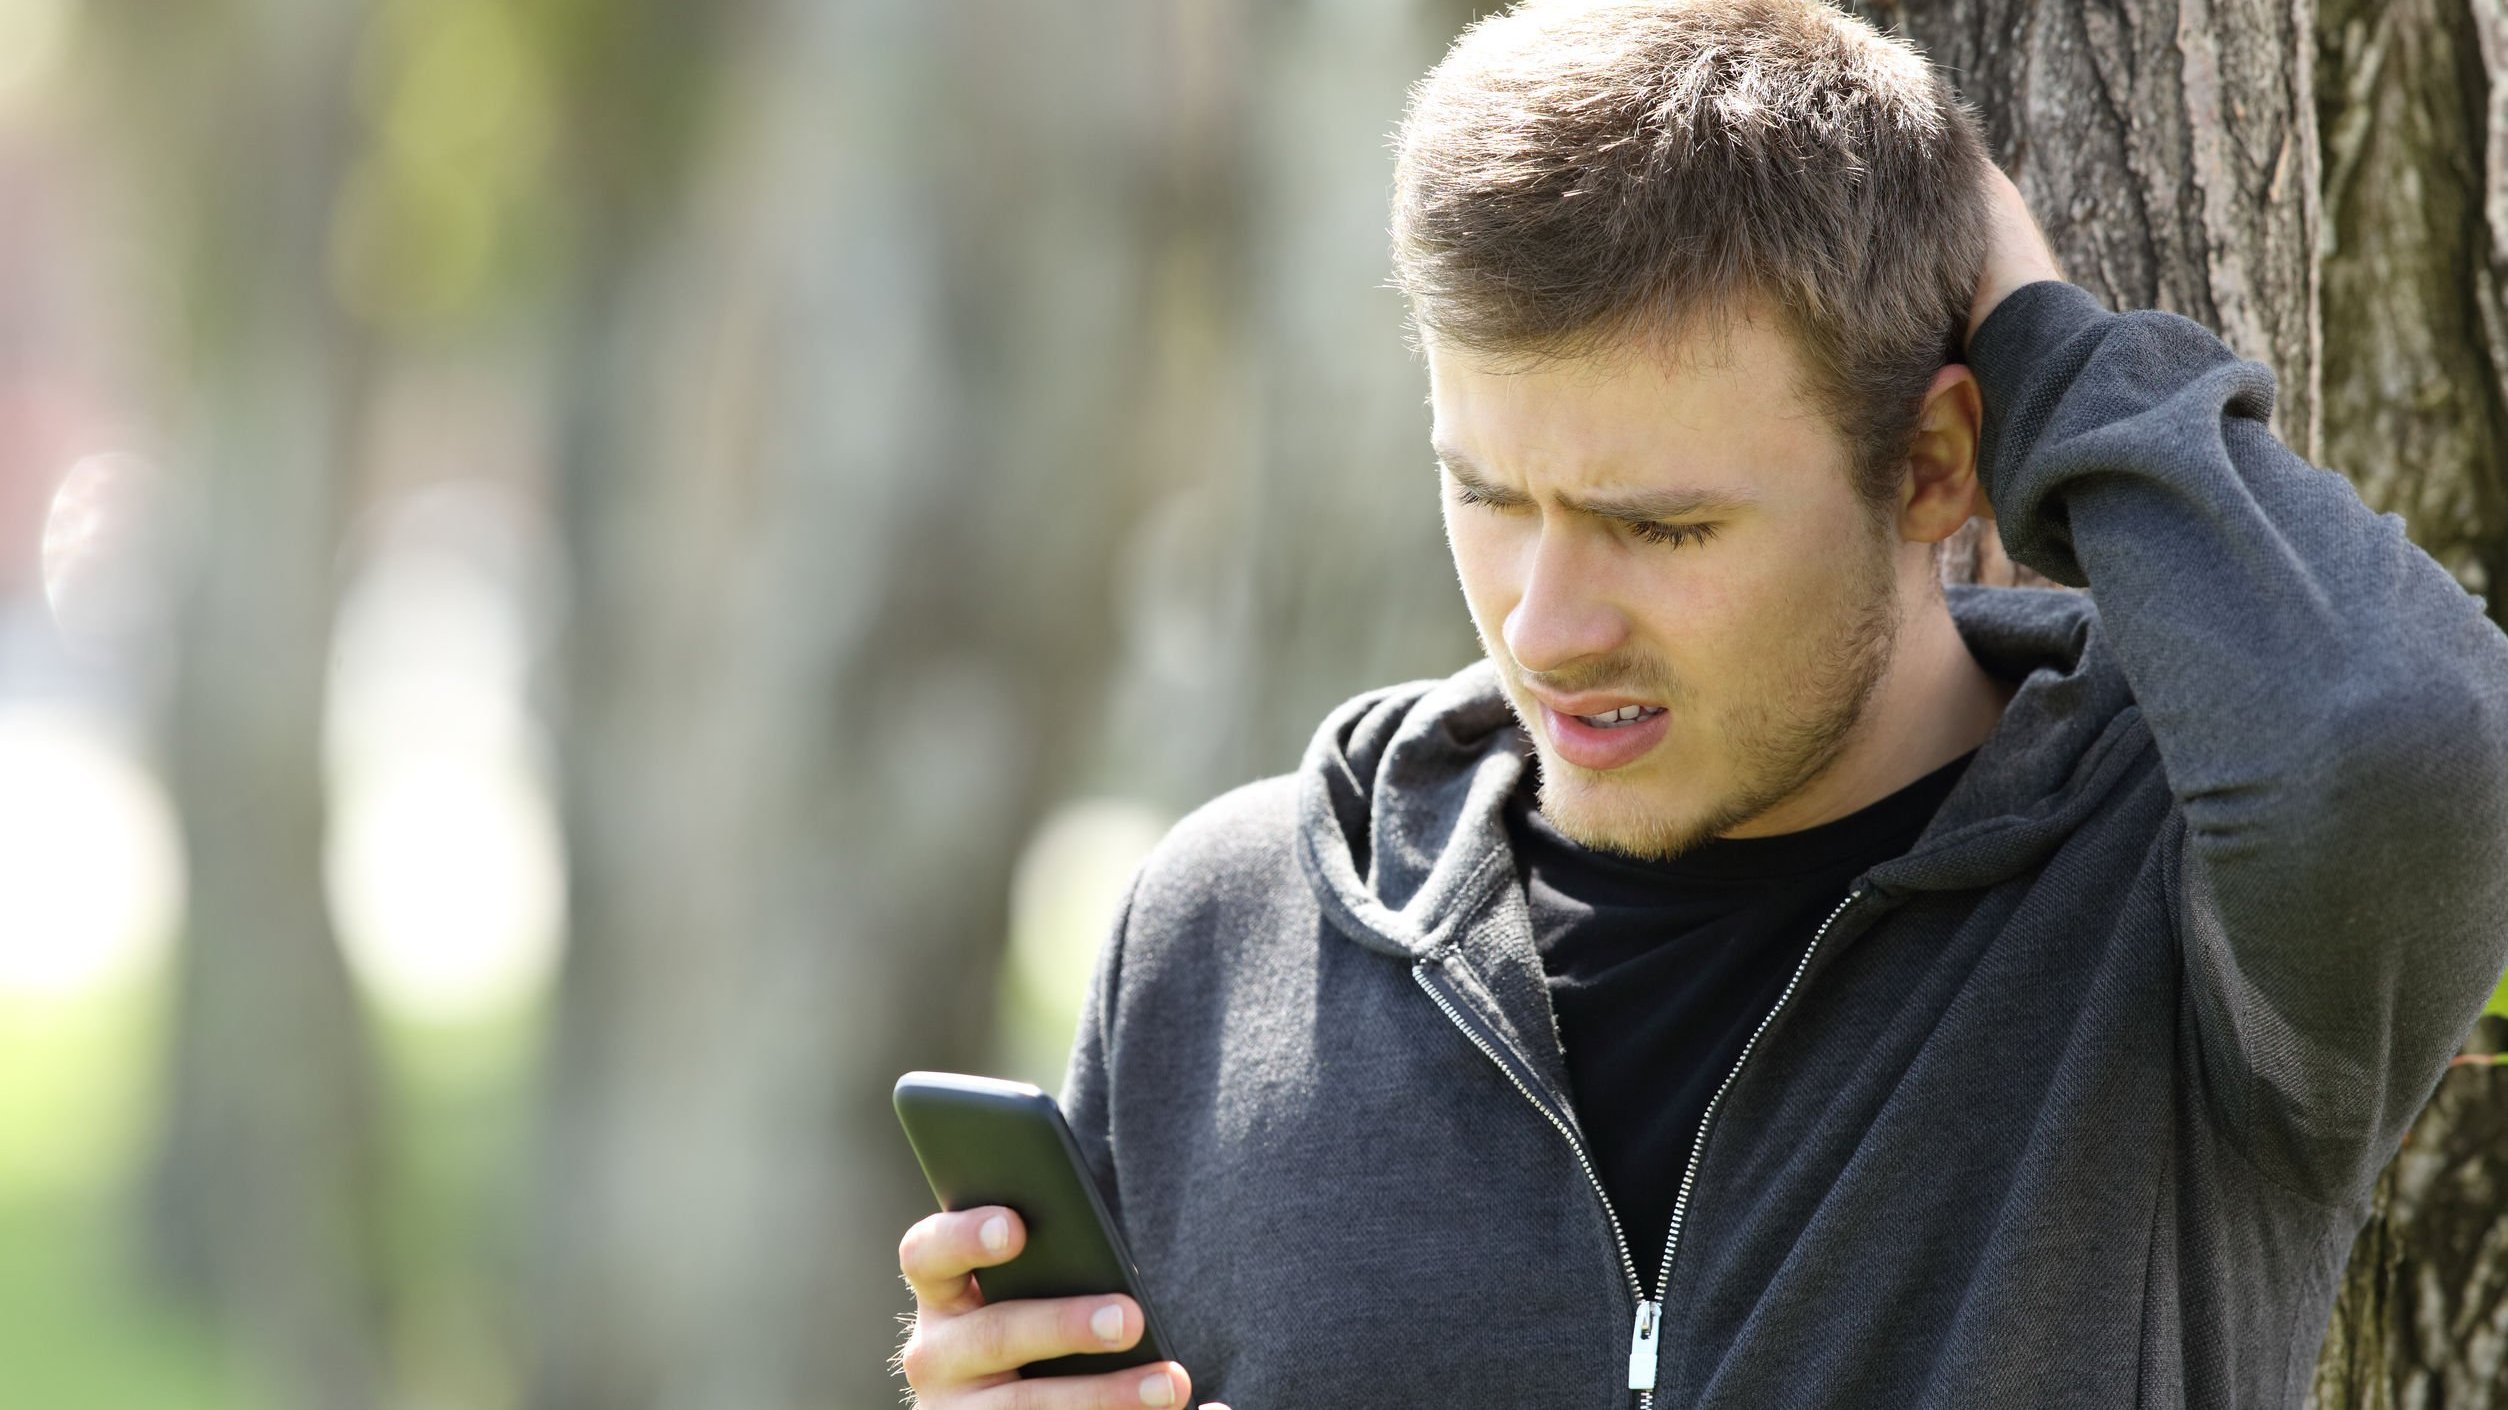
{"left": 0, "top": 979, "right": 539, "bottom": 1410}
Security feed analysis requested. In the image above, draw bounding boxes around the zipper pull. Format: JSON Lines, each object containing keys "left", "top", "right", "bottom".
{"left": 1626, "top": 1299, "right": 1660, "bottom": 1391}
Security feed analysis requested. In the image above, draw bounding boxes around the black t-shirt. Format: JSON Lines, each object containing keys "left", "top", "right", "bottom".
{"left": 1502, "top": 747, "right": 1977, "bottom": 1287}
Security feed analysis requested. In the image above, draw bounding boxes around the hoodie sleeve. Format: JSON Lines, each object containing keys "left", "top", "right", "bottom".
{"left": 1967, "top": 279, "right": 2508, "bottom": 1204}
{"left": 1058, "top": 866, "right": 1141, "bottom": 1230}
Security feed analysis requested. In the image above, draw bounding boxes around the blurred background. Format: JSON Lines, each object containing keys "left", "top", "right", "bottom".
{"left": 0, "top": 0, "right": 2500, "bottom": 1408}
{"left": 1, "top": 2, "right": 1484, "bottom": 1407}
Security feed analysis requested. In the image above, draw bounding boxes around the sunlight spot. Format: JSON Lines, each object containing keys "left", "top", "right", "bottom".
{"left": 0, "top": 0, "right": 72, "bottom": 111}
{"left": 328, "top": 755, "right": 561, "bottom": 1022}
{"left": 325, "top": 483, "right": 562, "bottom": 1023}
{"left": 997, "top": 798, "right": 1170, "bottom": 1086}
{"left": 40, "top": 451, "right": 169, "bottom": 657}
{"left": 0, "top": 709, "right": 181, "bottom": 998}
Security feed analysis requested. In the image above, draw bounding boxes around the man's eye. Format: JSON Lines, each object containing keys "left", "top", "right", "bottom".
{"left": 1449, "top": 484, "right": 1719, "bottom": 551}
{"left": 1628, "top": 519, "right": 1721, "bottom": 549}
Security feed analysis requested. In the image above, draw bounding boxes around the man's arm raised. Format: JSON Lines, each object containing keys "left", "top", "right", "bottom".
{"left": 1963, "top": 165, "right": 2508, "bottom": 1205}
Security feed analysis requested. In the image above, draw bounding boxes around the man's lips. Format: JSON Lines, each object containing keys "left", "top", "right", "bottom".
{"left": 1528, "top": 688, "right": 1665, "bottom": 718}
{"left": 1536, "top": 697, "right": 1671, "bottom": 770}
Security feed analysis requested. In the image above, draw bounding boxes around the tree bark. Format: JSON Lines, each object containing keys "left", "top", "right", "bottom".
{"left": 2310, "top": 0, "right": 2508, "bottom": 1396}
{"left": 1863, "top": 0, "right": 2322, "bottom": 453}
{"left": 2318, "top": 0, "right": 2508, "bottom": 620}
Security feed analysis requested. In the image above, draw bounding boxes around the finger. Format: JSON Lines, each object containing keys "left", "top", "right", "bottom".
{"left": 913, "top": 1292, "right": 1145, "bottom": 1382}
{"left": 898, "top": 1206, "right": 1025, "bottom": 1312}
{"left": 969, "top": 1361, "right": 1193, "bottom": 1409}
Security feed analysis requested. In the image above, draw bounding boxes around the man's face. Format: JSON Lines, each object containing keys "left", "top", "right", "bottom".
{"left": 1428, "top": 310, "right": 1908, "bottom": 861}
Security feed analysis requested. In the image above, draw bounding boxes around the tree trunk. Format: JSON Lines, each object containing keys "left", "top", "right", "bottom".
{"left": 2319, "top": 0, "right": 2508, "bottom": 622}
{"left": 2310, "top": 0, "right": 2508, "bottom": 1394}
{"left": 1088, "top": 0, "right": 1484, "bottom": 809}
{"left": 525, "top": 4, "right": 1167, "bottom": 1406}
{"left": 1866, "top": 1, "right": 2508, "bottom": 1401}
{"left": 92, "top": 1, "right": 395, "bottom": 1405}
{"left": 1863, "top": 0, "right": 2322, "bottom": 451}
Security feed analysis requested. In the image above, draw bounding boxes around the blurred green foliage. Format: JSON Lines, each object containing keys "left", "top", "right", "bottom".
{"left": 0, "top": 985, "right": 260, "bottom": 1409}
{"left": 333, "top": 0, "right": 559, "bottom": 331}
{"left": 325, "top": 0, "right": 739, "bottom": 336}
{"left": 368, "top": 1003, "right": 546, "bottom": 1410}
{"left": 0, "top": 983, "right": 550, "bottom": 1409}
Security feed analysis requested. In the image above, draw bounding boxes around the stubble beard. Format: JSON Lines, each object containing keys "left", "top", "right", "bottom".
{"left": 1520, "top": 521, "right": 1908, "bottom": 863}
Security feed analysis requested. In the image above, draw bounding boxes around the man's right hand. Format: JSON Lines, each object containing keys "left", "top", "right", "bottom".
{"left": 896, "top": 1206, "right": 1229, "bottom": 1409}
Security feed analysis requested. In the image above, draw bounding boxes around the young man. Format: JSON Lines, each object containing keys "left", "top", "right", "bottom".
{"left": 896, "top": 2, "right": 2508, "bottom": 1406}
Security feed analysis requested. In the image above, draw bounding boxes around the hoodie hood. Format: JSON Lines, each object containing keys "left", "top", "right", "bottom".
{"left": 1295, "top": 583, "right": 2156, "bottom": 961}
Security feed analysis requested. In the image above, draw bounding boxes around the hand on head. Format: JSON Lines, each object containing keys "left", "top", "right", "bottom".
{"left": 1966, "top": 163, "right": 2067, "bottom": 344}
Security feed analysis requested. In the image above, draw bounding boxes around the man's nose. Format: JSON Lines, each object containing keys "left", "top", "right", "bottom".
{"left": 1502, "top": 528, "right": 1625, "bottom": 675}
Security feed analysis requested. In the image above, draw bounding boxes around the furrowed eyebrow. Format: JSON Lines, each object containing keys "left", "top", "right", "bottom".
{"left": 1433, "top": 446, "right": 1759, "bottom": 523}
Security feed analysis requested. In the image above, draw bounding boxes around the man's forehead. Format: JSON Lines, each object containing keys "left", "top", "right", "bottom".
{"left": 1426, "top": 327, "right": 1823, "bottom": 433}
{"left": 1418, "top": 297, "right": 1781, "bottom": 382}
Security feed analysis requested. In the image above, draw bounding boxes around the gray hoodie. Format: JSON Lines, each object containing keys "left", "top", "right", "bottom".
{"left": 1059, "top": 281, "right": 2508, "bottom": 1409}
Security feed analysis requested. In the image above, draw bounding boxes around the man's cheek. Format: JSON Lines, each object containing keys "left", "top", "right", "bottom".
{"left": 1445, "top": 533, "right": 1514, "bottom": 631}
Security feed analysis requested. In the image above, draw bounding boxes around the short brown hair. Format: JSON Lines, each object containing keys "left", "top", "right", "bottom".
{"left": 1391, "top": 0, "right": 1991, "bottom": 528}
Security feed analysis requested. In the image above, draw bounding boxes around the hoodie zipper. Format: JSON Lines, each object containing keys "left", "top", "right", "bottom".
{"left": 1411, "top": 882, "right": 1867, "bottom": 1409}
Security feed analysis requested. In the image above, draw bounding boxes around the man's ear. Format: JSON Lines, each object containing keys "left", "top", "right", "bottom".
{"left": 1899, "top": 364, "right": 1986, "bottom": 536}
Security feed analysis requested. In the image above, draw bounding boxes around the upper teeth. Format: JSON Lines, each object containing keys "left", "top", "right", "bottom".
{"left": 1579, "top": 705, "right": 1655, "bottom": 724}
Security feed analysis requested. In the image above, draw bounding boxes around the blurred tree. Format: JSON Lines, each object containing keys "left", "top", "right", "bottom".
{"left": 524, "top": 2, "right": 1181, "bottom": 1405}
{"left": 1088, "top": 0, "right": 1484, "bottom": 814}
{"left": 80, "top": 0, "right": 396, "bottom": 1406}
{"left": 1862, "top": 0, "right": 2508, "bottom": 1401}
{"left": 524, "top": 2, "right": 1506, "bottom": 1401}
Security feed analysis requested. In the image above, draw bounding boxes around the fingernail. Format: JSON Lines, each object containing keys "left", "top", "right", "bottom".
{"left": 1138, "top": 1369, "right": 1176, "bottom": 1406}
{"left": 979, "top": 1215, "right": 1008, "bottom": 1255}
{"left": 1092, "top": 1302, "right": 1125, "bottom": 1345}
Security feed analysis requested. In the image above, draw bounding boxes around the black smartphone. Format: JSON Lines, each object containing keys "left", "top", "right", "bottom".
{"left": 892, "top": 1070, "right": 1175, "bottom": 1378}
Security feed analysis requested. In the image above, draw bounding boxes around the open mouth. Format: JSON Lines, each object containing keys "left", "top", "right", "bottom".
{"left": 1541, "top": 699, "right": 1673, "bottom": 771}
{"left": 1573, "top": 704, "right": 1668, "bottom": 730}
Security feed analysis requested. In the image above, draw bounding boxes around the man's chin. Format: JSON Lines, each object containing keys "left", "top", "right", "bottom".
{"left": 1533, "top": 763, "right": 1720, "bottom": 863}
